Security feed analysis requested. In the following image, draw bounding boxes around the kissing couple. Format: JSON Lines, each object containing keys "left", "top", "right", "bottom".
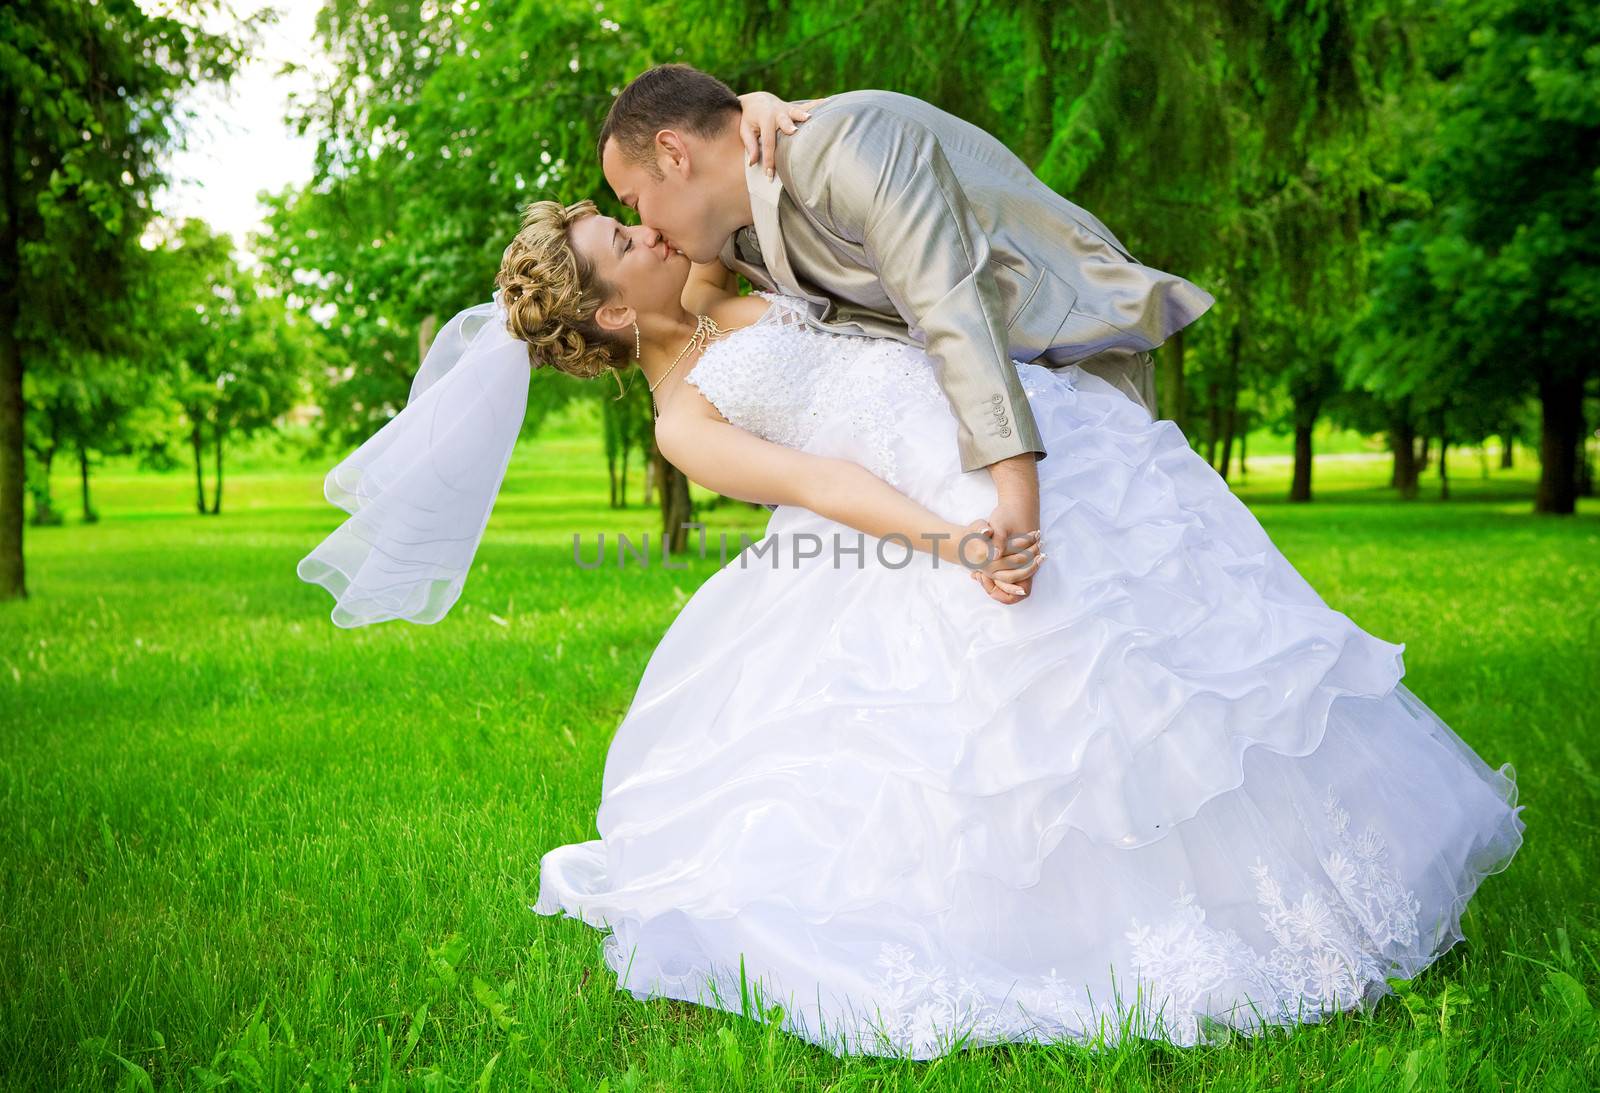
{"left": 298, "top": 64, "right": 1525, "bottom": 1059}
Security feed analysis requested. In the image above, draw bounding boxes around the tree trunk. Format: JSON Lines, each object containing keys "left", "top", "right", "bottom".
{"left": 1217, "top": 327, "right": 1241, "bottom": 482}
{"left": 0, "top": 85, "right": 25, "bottom": 599}
{"left": 1218, "top": 405, "right": 1236, "bottom": 481}
{"left": 1238, "top": 414, "right": 1248, "bottom": 480}
{"left": 1289, "top": 369, "right": 1321, "bottom": 503}
{"left": 1204, "top": 380, "right": 1221, "bottom": 467}
{"left": 26, "top": 401, "right": 64, "bottom": 526}
{"left": 1500, "top": 434, "right": 1514, "bottom": 469}
{"left": 1290, "top": 421, "right": 1314, "bottom": 503}
{"left": 1578, "top": 398, "right": 1594, "bottom": 499}
{"left": 1219, "top": 401, "right": 1240, "bottom": 478}
{"left": 29, "top": 441, "right": 60, "bottom": 526}
{"left": 1534, "top": 370, "right": 1582, "bottom": 515}
{"left": 0, "top": 320, "right": 22, "bottom": 597}
{"left": 1391, "top": 412, "right": 1419, "bottom": 500}
{"left": 1160, "top": 328, "right": 1187, "bottom": 434}
{"left": 654, "top": 445, "right": 692, "bottom": 554}
{"left": 619, "top": 436, "right": 631, "bottom": 508}
{"left": 603, "top": 397, "right": 621, "bottom": 508}
{"left": 191, "top": 418, "right": 207, "bottom": 514}
{"left": 1438, "top": 436, "right": 1449, "bottom": 500}
{"left": 1417, "top": 434, "right": 1430, "bottom": 470}
{"left": 210, "top": 423, "right": 223, "bottom": 515}
{"left": 79, "top": 442, "right": 97, "bottom": 523}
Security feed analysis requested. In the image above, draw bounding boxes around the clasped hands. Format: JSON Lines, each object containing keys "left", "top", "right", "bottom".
{"left": 938, "top": 521, "right": 1045, "bottom": 602}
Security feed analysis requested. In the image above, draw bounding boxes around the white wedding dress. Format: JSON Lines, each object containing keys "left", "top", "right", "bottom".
{"left": 532, "top": 292, "right": 1525, "bottom": 1059}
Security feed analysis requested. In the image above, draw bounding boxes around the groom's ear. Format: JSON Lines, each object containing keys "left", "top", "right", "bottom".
{"left": 654, "top": 129, "right": 692, "bottom": 177}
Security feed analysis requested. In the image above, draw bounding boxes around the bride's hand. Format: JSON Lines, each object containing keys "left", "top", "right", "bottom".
{"left": 952, "top": 521, "right": 1044, "bottom": 600}
{"left": 981, "top": 532, "right": 1045, "bottom": 599}
{"left": 737, "top": 91, "right": 812, "bottom": 179}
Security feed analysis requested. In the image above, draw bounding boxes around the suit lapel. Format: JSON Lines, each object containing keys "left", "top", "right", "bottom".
{"left": 745, "top": 162, "right": 831, "bottom": 310}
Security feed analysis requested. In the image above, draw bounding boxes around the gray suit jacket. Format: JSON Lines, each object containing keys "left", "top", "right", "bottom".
{"left": 716, "top": 89, "right": 1214, "bottom": 473}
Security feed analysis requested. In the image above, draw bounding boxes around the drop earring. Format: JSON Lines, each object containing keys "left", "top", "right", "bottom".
{"left": 633, "top": 322, "right": 642, "bottom": 361}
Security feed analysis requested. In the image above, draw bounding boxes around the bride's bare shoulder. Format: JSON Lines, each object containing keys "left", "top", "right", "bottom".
{"left": 706, "top": 292, "right": 777, "bottom": 329}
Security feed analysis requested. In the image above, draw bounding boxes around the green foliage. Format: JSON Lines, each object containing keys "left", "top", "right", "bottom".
{"left": 1427, "top": 0, "right": 1600, "bottom": 284}
{"left": 0, "top": 0, "right": 257, "bottom": 353}
{"left": 1357, "top": 0, "right": 1599, "bottom": 511}
{"left": 255, "top": 0, "right": 648, "bottom": 450}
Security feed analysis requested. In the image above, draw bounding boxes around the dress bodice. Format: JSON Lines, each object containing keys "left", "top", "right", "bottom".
{"left": 680, "top": 294, "right": 842, "bottom": 452}
{"left": 681, "top": 293, "right": 965, "bottom": 485}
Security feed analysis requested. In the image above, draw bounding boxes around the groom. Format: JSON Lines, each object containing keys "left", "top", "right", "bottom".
{"left": 597, "top": 64, "right": 1213, "bottom": 601}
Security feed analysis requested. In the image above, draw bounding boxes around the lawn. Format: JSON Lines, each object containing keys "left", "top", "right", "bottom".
{"left": 3, "top": 417, "right": 1597, "bottom": 1091}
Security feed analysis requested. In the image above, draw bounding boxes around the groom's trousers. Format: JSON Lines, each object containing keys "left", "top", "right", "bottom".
{"left": 1035, "top": 345, "right": 1159, "bottom": 422}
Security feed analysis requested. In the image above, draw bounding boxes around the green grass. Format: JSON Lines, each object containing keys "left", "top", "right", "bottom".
{"left": 3, "top": 426, "right": 1597, "bottom": 1091}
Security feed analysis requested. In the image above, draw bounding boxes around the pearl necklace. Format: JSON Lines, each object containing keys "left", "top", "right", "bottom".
{"left": 649, "top": 313, "right": 727, "bottom": 420}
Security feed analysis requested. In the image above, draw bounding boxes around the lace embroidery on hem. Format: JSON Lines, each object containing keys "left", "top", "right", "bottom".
{"left": 591, "top": 785, "right": 1433, "bottom": 1058}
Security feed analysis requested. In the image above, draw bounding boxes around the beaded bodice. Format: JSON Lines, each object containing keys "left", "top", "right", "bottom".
{"left": 680, "top": 293, "right": 957, "bottom": 485}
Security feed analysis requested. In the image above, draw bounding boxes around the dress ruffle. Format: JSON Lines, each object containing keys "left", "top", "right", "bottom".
{"left": 532, "top": 360, "right": 1525, "bottom": 1058}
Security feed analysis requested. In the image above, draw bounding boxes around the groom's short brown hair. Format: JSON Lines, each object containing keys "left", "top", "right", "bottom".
{"left": 597, "top": 64, "right": 740, "bottom": 178}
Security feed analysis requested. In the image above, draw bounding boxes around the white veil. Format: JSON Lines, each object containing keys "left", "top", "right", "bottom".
{"left": 297, "top": 292, "right": 532, "bottom": 627}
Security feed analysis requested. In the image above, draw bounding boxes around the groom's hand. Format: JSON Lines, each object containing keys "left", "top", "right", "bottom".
{"left": 972, "top": 530, "right": 1044, "bottom": 604}
{"left": 983, "top": 454, "right": 1043, "bottom": 602}
{"left": 736, "top": 92, "right": 812, "bottom": 179}
{"left": 957, "top": 520, "right": 1043, "bottom": 602}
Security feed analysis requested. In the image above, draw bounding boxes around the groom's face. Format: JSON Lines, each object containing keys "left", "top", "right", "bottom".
{"left": 601, "top": 133, "right": 727, "bottom": 266}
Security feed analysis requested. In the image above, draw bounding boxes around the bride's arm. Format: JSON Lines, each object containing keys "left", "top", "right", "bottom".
{"left": 655, "top": 410, "right": 1042, "bottom": 590}
{"left": 681, "top": 259, "right": 740, "bottom": 315}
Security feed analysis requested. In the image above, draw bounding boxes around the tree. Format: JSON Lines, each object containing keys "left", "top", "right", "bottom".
{"left": 1362, "top": 0, "right": 1599, "bottom": 515}
{"left": 143, "top": 218, "right": 307, "bottom": 514}
{"left": 0, "top": 0, "right": 254, "bottom": 598}
{"left": 21, "top": 344, "right": 154, "bottom": 524}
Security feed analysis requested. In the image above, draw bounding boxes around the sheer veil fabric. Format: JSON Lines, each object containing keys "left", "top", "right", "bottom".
{"left": 297, "top": 294, "right": 529, "bottom": 627}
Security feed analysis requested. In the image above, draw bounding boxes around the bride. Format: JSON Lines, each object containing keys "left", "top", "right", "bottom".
{"left": 298, "top": 197, "right": 1527, "bottom": 1059}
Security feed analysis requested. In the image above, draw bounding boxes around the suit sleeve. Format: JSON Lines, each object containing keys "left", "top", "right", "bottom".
{"left": 779, "top": 105, "right": 1046, "bottom": 472}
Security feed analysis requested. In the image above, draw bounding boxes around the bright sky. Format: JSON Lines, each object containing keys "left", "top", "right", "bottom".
{"left": 152, "top": 0, "right": 329, "bottom": 265}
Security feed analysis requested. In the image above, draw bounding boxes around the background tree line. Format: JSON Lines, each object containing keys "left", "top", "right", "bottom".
{"left": 2, "top": 0, "right": 1595, "bottom": 599}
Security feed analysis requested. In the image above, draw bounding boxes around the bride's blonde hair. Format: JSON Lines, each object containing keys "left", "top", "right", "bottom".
{"left": 495, "top": 198, "right": 630, "bottom": 381}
